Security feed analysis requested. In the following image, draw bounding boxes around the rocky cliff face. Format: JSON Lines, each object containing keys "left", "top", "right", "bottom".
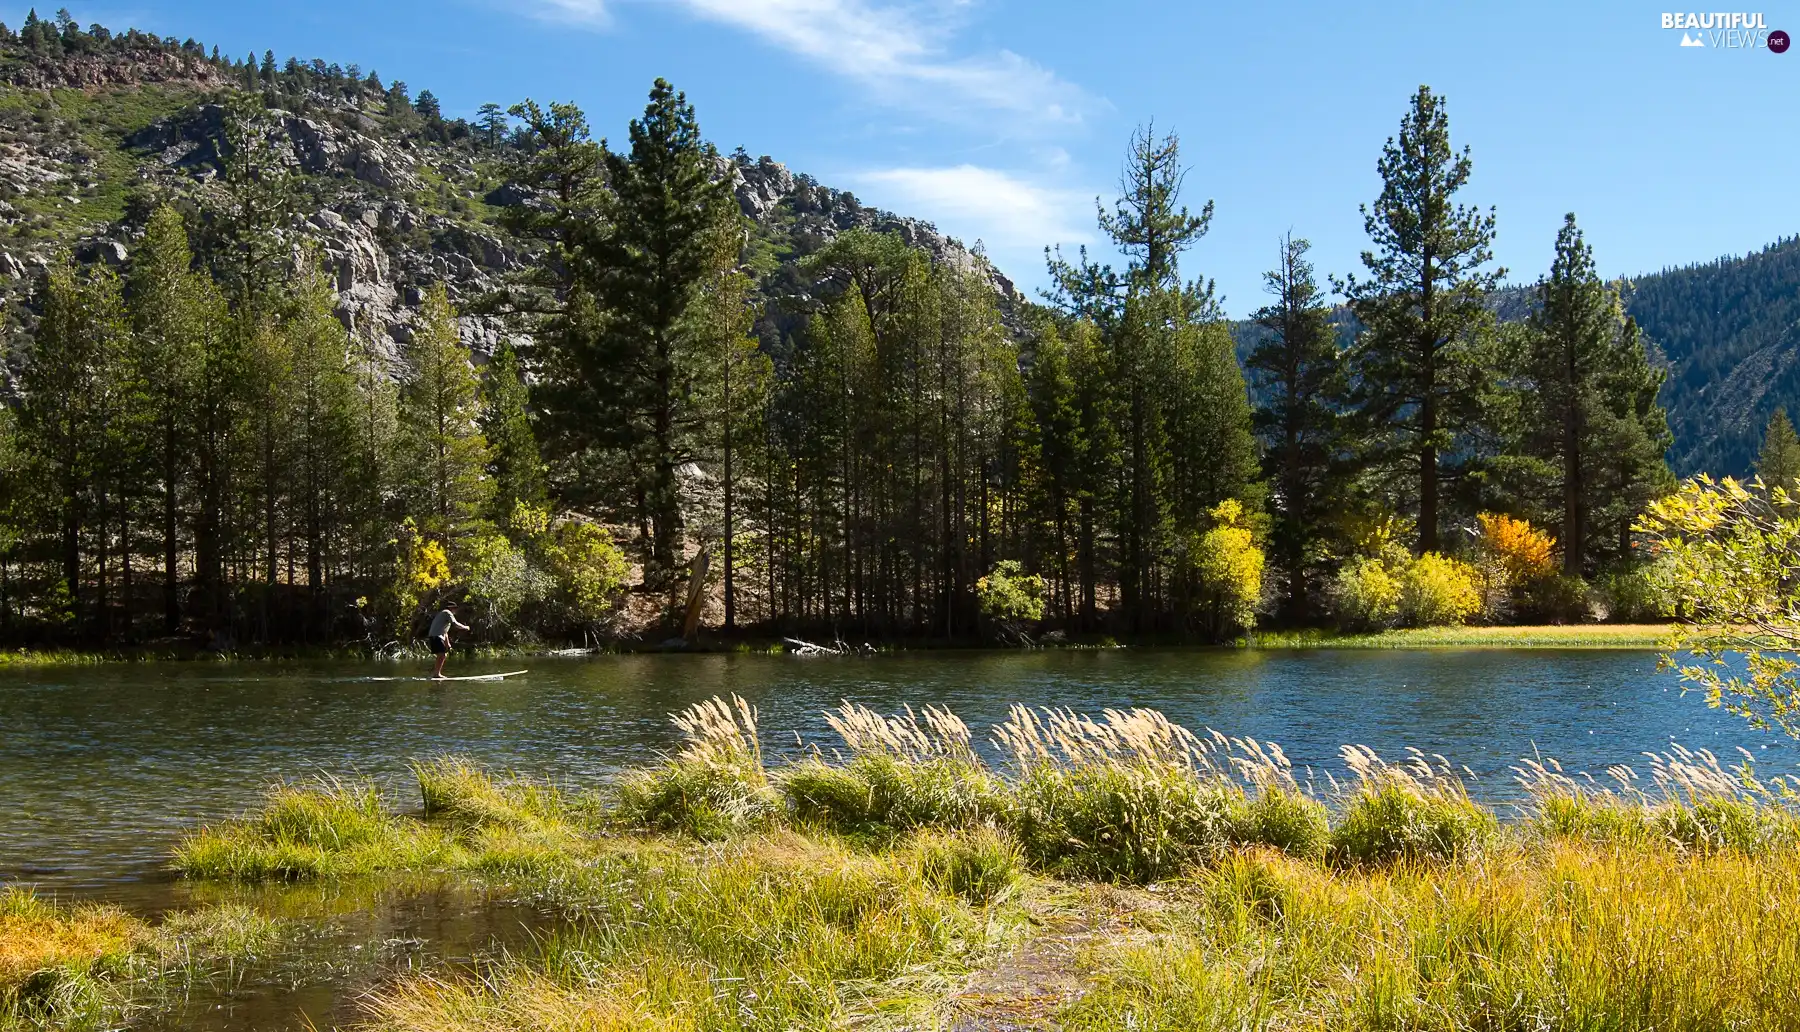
{"left": 0, "top": 54, "right": 1019, "bottom": 382}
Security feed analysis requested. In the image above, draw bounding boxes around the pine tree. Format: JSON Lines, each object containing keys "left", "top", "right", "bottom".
{"left": 1249, "top": 233, "right": 1350, "bottom": 616}
{"left": 1590, "top": 313, "right": 1673, "bottom": 563}
{"left": 1757, "top": 409, "right": 1800, "bottom": 496}
{"left": 1499, "top": 217, "right": 1673, "bottom": 574}
{"left": 494, "top": 100, "right": 605, "bottom": 466}
{"left": 18, "top": 262, "right": 130, "bottom": 626}
{"left": 691, "top": 233, "right": 770, "bottom": 631}
{"left": 1518, "top": 214, "right": 1621, "bottom": 575}
{"left": 481, "top": 340, "right": 547, "bottom": 522}
{"left": 281, "top": 259, "right": 361, "bottom": 625}
{"left": 1044, "top": 124, "right": 1258, "bottom": 632}
{"left": 587, "top": 78, "right": 737, "bottom": 583}
{"left": 398, "top": 287, "right": 492, "bottom": 542}
{"left": 476, "top": 102, "right": 507, "bottom": 148}
{"left": 127, "top": 205, "right": 210, "bottom": 633}
{"left": 1343, "top": 85, "right": 1502, "bottom": 554}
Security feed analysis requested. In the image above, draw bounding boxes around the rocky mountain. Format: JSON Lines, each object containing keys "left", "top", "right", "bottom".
{"left": 0, "top": 21, "right": 1016, "bottom": 382}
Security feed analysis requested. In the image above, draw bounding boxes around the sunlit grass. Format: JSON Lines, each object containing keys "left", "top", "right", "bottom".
{"left": 0, "top": 888, "right": 281, "bottom": 1031}
{"left": 1062, "top": 841, "right": 1800, "bottom": 1030}
{"left": 1253, "top": 623, "right": 1676, "bottom": 649}
{"left": 155, "top": 697, "right": 1800, "bottom": 1031}
{"left": 364, "top": 829, "right": 1026, "bottom": 1032}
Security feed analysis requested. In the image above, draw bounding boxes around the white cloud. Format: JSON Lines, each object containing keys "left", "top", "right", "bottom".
{"left": 525, "top": 0, "right": 1089, "bottom": 130}
{"left": 524, "top": 0, "right": 611, "bottom": 28}
{"left": 848, "top": 164, "right": 1092, "bottom": 254}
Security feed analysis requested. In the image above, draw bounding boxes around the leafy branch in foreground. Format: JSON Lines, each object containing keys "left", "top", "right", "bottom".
{"left": 1638, "top": 474, "right": 1800, "bottom": 735}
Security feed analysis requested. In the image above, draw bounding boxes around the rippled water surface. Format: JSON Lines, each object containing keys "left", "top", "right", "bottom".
{"left": 2, "top": 648, "right": 1792, "bottom": 896}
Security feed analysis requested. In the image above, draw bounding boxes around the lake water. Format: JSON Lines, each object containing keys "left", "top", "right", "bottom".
{"left": 3, "top": 648, "right": 1792, "bottom": 899}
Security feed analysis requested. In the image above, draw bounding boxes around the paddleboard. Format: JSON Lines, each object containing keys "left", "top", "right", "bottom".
{"left": 363, "top": 670, "right": 529, "bottom": 683}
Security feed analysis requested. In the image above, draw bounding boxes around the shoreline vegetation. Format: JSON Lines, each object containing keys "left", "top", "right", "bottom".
{"left": 10, "top": 696, "right": 1797, "bottom": 1030}
{"left": 0, "top": 622, "right": 1680, "bottom": 667}
{"left": 0, "top": 49, "right": 1686, "bottom": 659}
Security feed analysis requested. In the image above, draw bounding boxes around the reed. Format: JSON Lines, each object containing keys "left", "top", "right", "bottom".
{"left": 613, "top": 695, "right": 781, "bottom": 839}
{"left": 778, "top": 701, "right": 1005, "bottom": 836}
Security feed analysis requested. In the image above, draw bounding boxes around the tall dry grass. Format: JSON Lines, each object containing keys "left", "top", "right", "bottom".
{"left": 1064, "top": 840, "right": 1800, "bottom": 1030}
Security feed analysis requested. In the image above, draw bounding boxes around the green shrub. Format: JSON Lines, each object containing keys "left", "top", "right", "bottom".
{"left": 976, "top": 560, "right": 1046, "bottom": 624}
{"left": 1397, "top": 552, "right": 1481, "bottom": 627}
{"left": 1597, "top": 563, "right": 1675, "bottom": 622}
{"left": 1330, "top": 556, "right": 1402, "bottom": 630}
{"left": 1521, "top": 573, "right": 1592, "bottom": 623}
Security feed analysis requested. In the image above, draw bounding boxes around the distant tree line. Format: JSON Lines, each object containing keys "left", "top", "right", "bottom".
{"left": 0, "top": 71, "right": 1681, "bottom": 647}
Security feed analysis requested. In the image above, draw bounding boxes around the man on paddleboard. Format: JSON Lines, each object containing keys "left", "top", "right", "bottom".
{"left": 426, "top": 602, "right": 470, "bottom": 679}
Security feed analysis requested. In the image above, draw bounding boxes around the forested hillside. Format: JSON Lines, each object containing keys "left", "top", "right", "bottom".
{"left": 1625, "top": 236, "right": 1800, "bottom": 475}
{"left": 0, "top": 14, "right": 1727, "bottom": 651}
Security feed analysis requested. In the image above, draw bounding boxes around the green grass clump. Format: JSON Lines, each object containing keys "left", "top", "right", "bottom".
{"left": 1, "top": 889, "right": 284, "bottom": 1031}
{"left": 778, "top": 702, "right": 1004, "bottom": 836}
{"left": 176, "top": 761, "right": 601, "bottom": 882}
{"left": 1519, "top": 746, "right": 1800, "bottom": 855}
{"left": 1232, "top": 786, "right": 1331, "bottom": 859}
{"left": 1329, "top": 748, "right": 1496, "bottom": 865}
{"left": 902, "top": 826, "right": 1025, "bottom": 904}
{"left": 172, "top": 778, "right": 457, "bottom": 880}
{"left": 1010, "top": 762, "right": 1243, "bottom": 883}
{"left": 614, "top": 695, "right": 780, "bottom": 839}
{"left": 363, "top": 832, "right": 1019, "bottom": 1032}
{"left": 414, "top": 755, "right": 572, "bottom": 830}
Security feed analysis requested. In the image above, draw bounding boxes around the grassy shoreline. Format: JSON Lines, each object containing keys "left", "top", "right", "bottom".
{"left": 1247, "top": 623, "right": 1677, "bottom": 649}
{"left": 0, "top": 623, "right": 1677, "bottom": 668}
{"left": 8, "top": 696, "right": 1764, "bottom": 1030}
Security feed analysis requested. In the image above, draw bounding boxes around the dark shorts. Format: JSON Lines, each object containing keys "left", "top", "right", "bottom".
{"left": 428, "top": 635, "right": 450, "bottom": 656}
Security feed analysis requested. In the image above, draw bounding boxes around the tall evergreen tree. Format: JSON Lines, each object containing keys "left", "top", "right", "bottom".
{"left": 398, "top": 287, "right": 492, "bottom": 542}
{"left": 691, "top": 232, "right": 771, "bottom": 631}
{"left": 18, "top": 262, "right": 130, "bottom": 625}
{"left": 587, "top": 78, "right": 737, "bottom": 583}
{"left": 1342, "top": 85, "right": 1501, "bottom": 554}
{"left": 495, "top": 99, "right": 605, "bottom": 471}
{"left": 1046, "top": 124, "right": 1259, "bottom": 633}
{"left": 126, "top": 205, "right": 209, "bottom": 632}
{"left": 1517, "top": 215, "right": 1621, "bottom": 575}
{"left": 481, "top": 340, "right": 547, "bottom": 522}
{"left": 1757, "top": 409, "right": 1800, "bottom": 497}
{"left": 1249, "top": 233, "right": 1350, "bottom": 616}
{"left": 1500, "top": 216, "right": 1673, "bottom": 573}
{"left": 281, "top": 259, "right": 361, "bottom": 623}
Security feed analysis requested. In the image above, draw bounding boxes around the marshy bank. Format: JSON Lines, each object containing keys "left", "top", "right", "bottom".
{"left": 12, "top": 695, "right": 1800, "bottom": 1030}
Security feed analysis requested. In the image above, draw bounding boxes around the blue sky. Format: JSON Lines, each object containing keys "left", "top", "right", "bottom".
{"left": 63, "top": 1, "right": 1800, "bottom": 315}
